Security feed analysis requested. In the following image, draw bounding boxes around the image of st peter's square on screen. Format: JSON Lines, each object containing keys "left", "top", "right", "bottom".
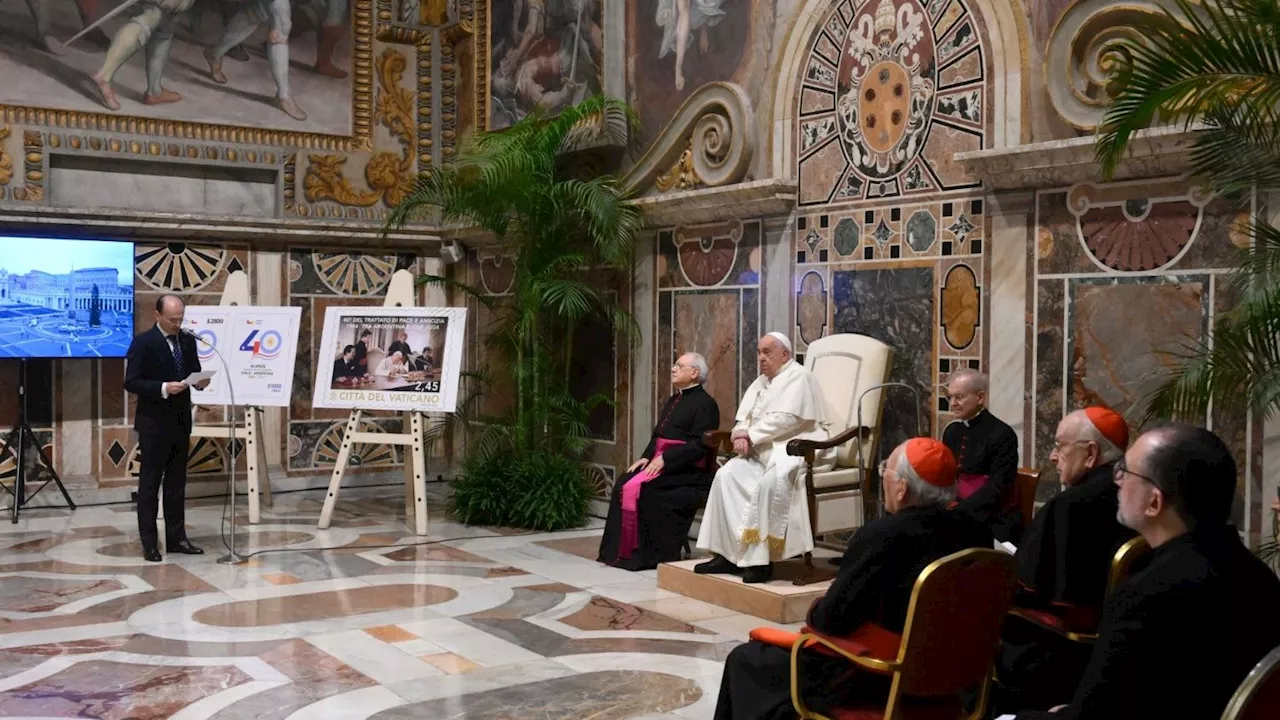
{"left": 0, "top": 236, "right": 135, "bottom": 358}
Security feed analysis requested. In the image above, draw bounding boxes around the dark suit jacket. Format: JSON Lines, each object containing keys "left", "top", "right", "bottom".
{"left": 1016, "top": 525, "right": 1280, "bottom": 719}
{"left": 124, "top": 326, "right": 202, "bottom": 437}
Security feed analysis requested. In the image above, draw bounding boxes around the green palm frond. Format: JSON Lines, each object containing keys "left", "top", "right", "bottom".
{"left": 415, "top": 274, "right": 495, "bottom": 308}
{"left": 1231, "top": 218, "right": 1280, "bottom": 301}
{"left": 1097, "top": 0, "right": 1280, "bottom": 186}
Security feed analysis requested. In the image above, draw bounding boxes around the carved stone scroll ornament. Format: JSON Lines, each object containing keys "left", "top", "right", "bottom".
{"left": 1044, "top": 0, "right": 1194, "bottom": 131}
{"left": 623, "top": 82, "right": 755, "bottom": 196}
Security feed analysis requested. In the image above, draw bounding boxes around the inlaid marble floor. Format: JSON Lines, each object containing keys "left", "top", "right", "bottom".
{"left": 0, "top": 486, "right": 800, "bottom": 719}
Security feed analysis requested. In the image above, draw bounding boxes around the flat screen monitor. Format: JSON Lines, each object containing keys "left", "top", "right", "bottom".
{"left": 0, "top": 236, "right": 135, "bottom": 359}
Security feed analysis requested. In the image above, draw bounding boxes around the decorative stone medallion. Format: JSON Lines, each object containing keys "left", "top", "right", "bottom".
{"left": 798, "top": 0, "right": 987, "bottom": 205}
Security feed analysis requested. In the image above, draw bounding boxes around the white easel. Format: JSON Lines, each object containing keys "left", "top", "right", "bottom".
{"left": 188, "top": 270, "right": 273, "bottom": 523}
{"left": 316, "top": 270, "right": 429, "bottom": 535}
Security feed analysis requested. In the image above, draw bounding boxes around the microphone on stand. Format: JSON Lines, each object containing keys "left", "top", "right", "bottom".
{"left": 183, "top": 327, "right": 247, "bottom": 565}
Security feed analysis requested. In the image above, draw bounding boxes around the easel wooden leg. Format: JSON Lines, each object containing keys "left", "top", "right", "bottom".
{"left": 409, "top": 411, "right": 428, "bottom": 536}
{"left": 318, "top": 409, "right": 362, "bottom": 530}
{"left": 246, "top": 408, "right": 261, "bottom": 524}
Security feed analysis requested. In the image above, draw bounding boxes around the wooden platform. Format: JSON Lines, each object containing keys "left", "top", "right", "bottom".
{"left": 657, "top": 557, "right": 838, "bottom": 624}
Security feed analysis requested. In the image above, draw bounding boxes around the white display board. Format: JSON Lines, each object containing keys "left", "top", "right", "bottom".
{"left": 311, "top": 306, "right": 467, "bottom": 413}
{"left": 182, "top": 305, "right": 302, "bottom": 407}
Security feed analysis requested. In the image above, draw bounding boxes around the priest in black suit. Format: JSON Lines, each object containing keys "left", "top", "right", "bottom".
{"left": 942, "top": 369, "right": 1022, "bottom": 542}
{"left": 1013, "top": 424, "right": 1280, "bottom": 719}
{"left": 597, "top": 352, "right": 719, "bottom": 571}
{"left": 123, "top": 295, "right": 210, "bottom": 562}
{"left": 996, "top": 406, "right": 1136, "bottom": 711}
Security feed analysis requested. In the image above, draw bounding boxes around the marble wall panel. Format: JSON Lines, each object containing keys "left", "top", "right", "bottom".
{"left": 1033, "top": 182, "right": 1259, "bottom": 525}
{"left": 671, "top": 291, "right": 743, "bottom": 432}
{"left": 832, "top": 265, "right": 936, "bottom": 449}
{"left": 654, "top": 220, "right": 764, "bottom": 432}
{"left": 1033, "top": 279, "right": 1065, "bottom": 492}
{"left": 792, "top": 198, "right": 987, "bottom": 450}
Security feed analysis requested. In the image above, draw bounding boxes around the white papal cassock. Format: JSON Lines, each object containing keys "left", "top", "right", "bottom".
{"left": 695, "top": 359, "right": 835, "bottom": 567}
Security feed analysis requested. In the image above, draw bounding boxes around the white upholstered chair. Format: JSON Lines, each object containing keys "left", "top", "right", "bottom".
{"left": 784, "top": 333, "right": 893, "bottom": 579}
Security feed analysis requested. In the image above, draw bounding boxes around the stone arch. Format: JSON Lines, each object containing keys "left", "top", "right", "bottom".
{"left": 768, "top": 0, "right": 1030, "bottom": 179}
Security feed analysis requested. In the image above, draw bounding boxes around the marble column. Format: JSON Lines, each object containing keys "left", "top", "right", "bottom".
{"left": 762, "top": 215, "right": 792, "bottom": 339}
{"left": 986, "top": 190, "right": 1033, "bottom": 461}
{"left": 630, "top": 231, "right": 656, "bottom": 456}
{"left": 254, "top": 251, "right": 285, "bottom": 469}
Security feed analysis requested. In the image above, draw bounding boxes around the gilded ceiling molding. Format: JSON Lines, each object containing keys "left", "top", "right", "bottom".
{"left": 0, "top": 126, "right": 13, "bottom": 192}
{"left": 1044, "top": 0, "right": 1194, "bottom": 131}
{"left": 303, "top": 48, "right": 416, "bottom": 211}
{"left": 623, "top": 82, "right": 755, "bottom": 196}
{"left": 418, "top": 35, "right": 434, "bottom": 169}
{"left": 10, "top": 130, "right": 44, "bottom": 203}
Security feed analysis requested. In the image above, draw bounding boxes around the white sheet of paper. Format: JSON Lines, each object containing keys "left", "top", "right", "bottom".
{"left": 996, "top": 540, "right": 1017, "bottom": 555}
{"left": 995, "top": 715, "right": 1017, "bottom": 720}
{"left": 184, "top": 371, "right": 216, "bottom": 385}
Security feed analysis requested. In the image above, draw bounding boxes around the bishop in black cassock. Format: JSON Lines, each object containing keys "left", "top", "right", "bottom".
{"left": 597, "top": 353, "right": 719, "bottom": 571}
{"left": 714, "top": 438, "right": 992, "bottom": 720}
{"left": 1014, "top": 424, "right": 1280, "bottom": 720}
{"left": 943, "top": 370, "right": 1020, "bottom": 542}
{"left": 996, "top": 407, "right": 1136, "bottom": 711}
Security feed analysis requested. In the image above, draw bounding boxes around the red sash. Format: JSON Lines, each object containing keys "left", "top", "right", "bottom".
{"left": 618, "top": 438, "right": 706, "bottom": 559}
{"left": 957, "top": 472, "right": 988, "bottom": 500}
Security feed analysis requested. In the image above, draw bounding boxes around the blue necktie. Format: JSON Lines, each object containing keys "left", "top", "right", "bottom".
{"left": 169, "top": 336, "right": 184, "bottom": 375}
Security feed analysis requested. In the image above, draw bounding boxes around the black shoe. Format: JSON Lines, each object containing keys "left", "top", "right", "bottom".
{"left": 743, "top": 564, "right": 774, "bottom": 584}
{"left": 168, "top": 539, "right": 204, "bottom": 555}
{"left": 694, "top": 555, "right": 742, "bottom": 575}
{"left": 143, "top": 547, "right": 162, "bottom": 562}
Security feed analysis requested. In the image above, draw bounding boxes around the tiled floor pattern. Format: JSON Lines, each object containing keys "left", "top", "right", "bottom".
{"left": 0, "top": 486, "right": 801, "bottom": 719}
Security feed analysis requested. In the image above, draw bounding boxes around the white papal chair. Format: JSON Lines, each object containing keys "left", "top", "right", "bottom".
{"left": 784, "top": 333, "right": 893, "bottom": 582}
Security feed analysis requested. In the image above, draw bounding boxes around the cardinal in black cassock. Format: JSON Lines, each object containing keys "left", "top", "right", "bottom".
{"left": 1014, "top": 424, "right": 1280, "bottom": 720}
{"left": 714, "top": 438, "right": 992, "bottom": 720}
{"left": 943, "top": 370, "right": 1021, "bottom": 542}
{"left": 996, "top": 407, "right": 1136, "bottom": 712}
{"left": 597, "top": 354, "right": 719, "bottom": 571}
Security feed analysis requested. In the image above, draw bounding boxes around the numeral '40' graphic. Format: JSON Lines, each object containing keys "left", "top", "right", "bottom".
{"left": 239, "top": 329, "right": 284, "bottom": 359}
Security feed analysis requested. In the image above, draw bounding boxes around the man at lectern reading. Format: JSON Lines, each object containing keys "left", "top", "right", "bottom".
{"left": 124, "top": 295, "right": 210, "bottom": 563}
{"left": 597, "top": 352, "right": 719, "bottom": 570}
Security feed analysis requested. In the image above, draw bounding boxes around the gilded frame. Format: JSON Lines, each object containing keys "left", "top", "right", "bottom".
{"left": 0, "top": 0, "right": 378, "bottom": 152}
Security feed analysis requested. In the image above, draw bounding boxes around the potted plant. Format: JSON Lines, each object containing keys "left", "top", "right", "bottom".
{"left": 385, "top": 95, "right": 642, "bottom": 531}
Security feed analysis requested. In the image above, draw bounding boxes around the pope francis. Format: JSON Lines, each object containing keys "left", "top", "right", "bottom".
{"left": 694, "top": 332, "right": 835, "bottom": 583}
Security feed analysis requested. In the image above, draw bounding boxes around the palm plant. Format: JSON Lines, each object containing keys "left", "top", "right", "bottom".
{"left": 1097, "top": 0, "right": 1280, "bottom": 565}
{"left": 384, "top": 95, "right": 643, "bottom": 529}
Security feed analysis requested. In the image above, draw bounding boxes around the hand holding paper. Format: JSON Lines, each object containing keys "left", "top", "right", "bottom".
{"left": 184, "top": 371, "right": 215, "bottom": 390}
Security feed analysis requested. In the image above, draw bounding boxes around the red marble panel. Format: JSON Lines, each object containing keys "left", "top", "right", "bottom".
{"left": 672, "top": 292, "right": 741, "bottom": 429}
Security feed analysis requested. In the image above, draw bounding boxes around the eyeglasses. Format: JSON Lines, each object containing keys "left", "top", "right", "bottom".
{"left": 1052, "top": 439, "right": 1088, "bottom": 452}
{"left": 1113, "top": 458, "right": 1160, "bottom": 490}
{"left": 878, "top": 460, "right": 890, "bottom": 476}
